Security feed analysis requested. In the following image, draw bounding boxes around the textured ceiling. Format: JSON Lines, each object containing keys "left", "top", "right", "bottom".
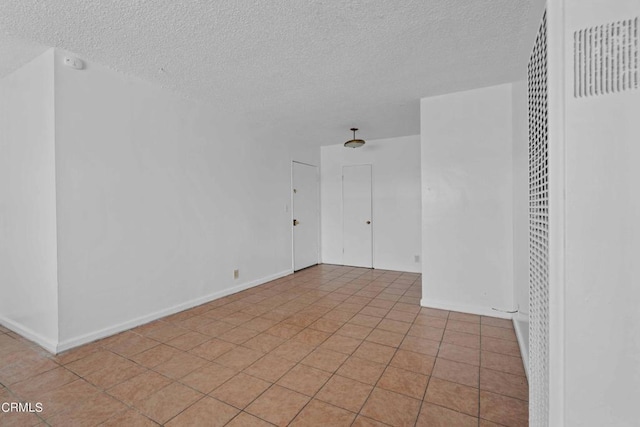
{"left": 0, "top": 0, "right": 544, "bottom": 146}
{"left": 0, "top": 35, "right": 48, "bottom": 79}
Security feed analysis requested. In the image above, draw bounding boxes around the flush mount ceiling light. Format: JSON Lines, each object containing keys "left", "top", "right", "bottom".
{"left": 344, "top": 128, "right": 365, "bottom": 148}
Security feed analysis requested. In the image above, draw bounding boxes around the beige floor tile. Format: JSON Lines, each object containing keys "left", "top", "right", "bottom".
{"left": 3, "top": 266, "right": 530, "bottom": 427}
{"left": 292, "top": 329, "right": 331, "bottom": 346}
{"left": 226, "top": 411, "right": 275, "bottom": 426}
{"left": 358, "top": 307, "right": 389, "bottom": 318}
{"left": 432, "top": 358, "right": 480, "bottom": 388}
{"left": 246, "top": 385, "right": 310, "bottom": 426}
{"left": 442, "top": 330, "right": 481, "bottom": 349}
{"left": 143, "top": 324, "right": 189, "bottom": 342}
{"left": 101, "top": 409, "right": 157, "bottom": 426}
{"left": 277, "top": 364, "right": 331, "bottom": 396}
{"left": 348, "top": 314, "right": 382, "bottom": 328}
{"left": 0, "top": 408, "right": 43, "bottom": 427}
{"left": 384, "top": 309, "right": 418, "bottom": 323}
{"left": 481, "top": 317, "right": 513, "bottom": 329}
{"left": 360, "top": 387, "right": 421, "bottom": 426}
{"left": 377, "top": 318, "right": 412, "bottom": 334}
{"left": 301, "top": 348, "right": 348, "bottom": 373}
{"left": 134, "top": 382, "right": 203, "bottom": 424}
{"left": 64, "top": 350, "right": 123, "bottom": 377}
{"left": 180, "top": 362, "right": 237, "bottom": 393}
{"left": 407, "top": 324, "right": 445, "bottom": 341}
{"left": 290, "top": 399, "right": 356, "bottom": 426}
{"left": 210, "top": 373, "right": 271, "bottom": 409}
{"left": 481, "top": 351, "right": 526, "bottom": 376}
{"left": 130, "top": 343, "right": 182, "bottom": 368}
{"left": 449, "top": 312, "right": 481, "bottom": 324}
{"left": 153, "top": 351, "right": 208, "bottom": 379}
{"left": 400, "top": 335, "right": 440, "bottom": 356}
{"left": 335, "top": 323, "right": 373, "bottom": 340}
{"left": 39, "top": 379, "right": 100, "bottom": 419}
{"left": 270, "top": 340, "right": 315, "bottom": 362}
{"left": 377, "top": 365, "right": 429, "bottom": 399}
{"left": 10, "top": 367, "right": 78, "bottom": 401}
{"left": 242, "top": 317, "right": 279, "bottom": 332}
{"left": 425, "top": 377, "right": 479, "bottom": 417}
{"left": 52, "top": 343, "right": 101, "bottom": 365}
{"left": 265, "top": 323, "right": 304, "bottom": 339}
{"left": 352, "top": 341, "right": 397, "bottom": 365}
{"left": 481, "top": 337, "right": 521, "bottom": 357}
{"left": 165, "top": 396, "right": 238, "bottom": 426}
{"left": 243, "top": 333, "right": 287, "bottom": 353}
{"left": 365, "top": 329, "right": 404, "bottom": 347}
{"left": 215, "top": 346, "right": 264, "bottom": 370}
{"left": 420, "top": 307, "right": 450, "bottom": 318}
{"left": 47, "top": 392, "right": 127, "bottom": 426}
{"left": 351, "top": 415, "right": 389, "bottom": 426}
{"left": 107, "top": 370, "right": 172, "bottom": 405}
{"left": 84, "top": 357, "right": 147, "bottom": 389}
{"left": 194, "top": 319, "right": 235, "bottom": 336}
{"left": 414, "top": 314, "right": 448, "bottom": 329}
{"left": 480, "top": 368, "right": 528, "bottom": 401}
{"left": 481, "top": 325, "right": 518, "bottom": 341}
{"left": 315, "top": 375, "right": 373, "bottom": 413}
{"left": 438, "top": 343, "right": 480, "bottom": 366}
{"left": 335, "top": 356, "right": 385, "bottom": 385}
{"left": 104, "top": 334, "right": 159, "bottom": 357}
{"left": 447, "top": 320, "right": 481, "bottom": 335}
{"left": 188, "top": 338, "right": 236, "bottom": 360}
{"left": 166, "top": 331, "right": 211, "bottom": 351}
{"left": 319, "top": 334, "right": 362, "bottom": 354}
{"left": 390, "top": 349, "right": 435, "bottom": 375}
{"left": 309, "top": 318, "right": 344, "bottom": 334}
{"left": 244, "top": 355, "right": 296, "bottom": 382}
{"left": 480, "top": 390, "right": 528, "bottom": 427}
{"left": 416, "top": 402, "right": 478, "bottom": 427}
{"left": 219, "top": 326, "right": 260, "bottom": 345}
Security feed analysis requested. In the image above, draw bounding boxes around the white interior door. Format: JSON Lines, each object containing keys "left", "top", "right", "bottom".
{"left": 292, "top": 162, "right": 319, "bottom": 271}
{"left": 343, "top": 164, "right": 372, "bottom": 268}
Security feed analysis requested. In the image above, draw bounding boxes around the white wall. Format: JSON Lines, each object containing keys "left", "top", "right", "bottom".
{"left": 52, "top": 50, "right": 316, "bottom": 349}
{"left": 553, "top": 1, "right": 640, "bottom": 425}
{"left": 511, "top": 79, "right": 530, "bottom": 371}
{"left": 0, "top": 49, "right": 59, "bottom": 351}
{"left": 421, "top": 84, "right": 514, "bottom": 317}
{"left": 321, "top": 135, "right": 422, "bottom": 273}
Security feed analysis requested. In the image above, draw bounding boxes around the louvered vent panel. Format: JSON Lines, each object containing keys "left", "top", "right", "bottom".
{"left": 528, "top": 10, "right": 549, "bottom": 427}
{"left": 574, "top": 17, "right": 639, "bottom": 97}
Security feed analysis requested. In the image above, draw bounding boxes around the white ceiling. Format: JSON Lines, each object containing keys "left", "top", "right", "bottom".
{"left": 0, "top": 0, "right": 545, "bottom": 146}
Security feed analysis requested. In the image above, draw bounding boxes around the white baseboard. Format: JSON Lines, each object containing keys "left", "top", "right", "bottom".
{"left": 55, "top": 269, "right": 293, "bottom": 354}
{"left": 420, "top": 298, "right": 513, "bottom": 319}
{"left": 513, "top": 314, "right": 530, "bottom": 379}
{"left": 0, "top": 315, "right": 58, "bottom": 354}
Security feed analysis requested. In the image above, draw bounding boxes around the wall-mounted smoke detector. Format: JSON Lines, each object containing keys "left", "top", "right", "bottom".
{"left": 63, "top": 56, "right": 84, "bottom": 70}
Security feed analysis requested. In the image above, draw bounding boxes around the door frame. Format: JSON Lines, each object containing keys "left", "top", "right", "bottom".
{"left": 291, "top": 160, "right": 321, "bottom": 272}
{"left": 341, "top": 163, "right": 374, "bottom": 268}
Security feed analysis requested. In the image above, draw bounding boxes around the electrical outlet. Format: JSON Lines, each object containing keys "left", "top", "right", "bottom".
{"left": 414, "top": 255, "right": 420, "bottom": 263}
{"left": 233, "top": 269, "right": 239, "bottom": 279}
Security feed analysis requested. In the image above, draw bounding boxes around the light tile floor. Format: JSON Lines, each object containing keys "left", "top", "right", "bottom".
{"left": 0, "top": 265, "right": 528, "bottom": 426}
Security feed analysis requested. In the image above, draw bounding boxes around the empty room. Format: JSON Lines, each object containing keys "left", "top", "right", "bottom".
{"left": 1, "top": 0, "right": 639, "bottom": 426}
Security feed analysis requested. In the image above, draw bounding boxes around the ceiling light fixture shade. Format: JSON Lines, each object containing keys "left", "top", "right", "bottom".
{"left": 344, "top": 128, "right": 365, "bottom": 148}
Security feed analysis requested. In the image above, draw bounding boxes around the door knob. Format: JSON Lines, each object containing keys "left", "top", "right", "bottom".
{"left": 366, "top": 220, "right": 371, "bottom": 224}
{"left": 293, "top": 219, "right": 299, "bottom": 226}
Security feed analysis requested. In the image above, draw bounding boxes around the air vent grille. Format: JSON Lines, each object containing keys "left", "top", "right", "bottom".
{"left": 574, "top": 17, "right": 639, "bottom": 97}
{"left": 529, "top": 10, "right": 549, "bottom": 427}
